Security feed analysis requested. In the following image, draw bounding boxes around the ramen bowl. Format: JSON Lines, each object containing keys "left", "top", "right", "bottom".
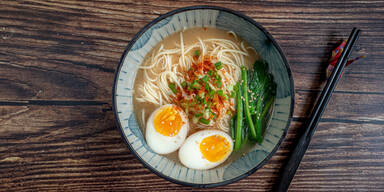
{"left": 113, "top": 5, "right": 294, "bottom": 187}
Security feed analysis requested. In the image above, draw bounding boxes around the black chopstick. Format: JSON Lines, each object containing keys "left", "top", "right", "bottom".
{"left": 274, "top": 28, "right": 361, "bottom": 192}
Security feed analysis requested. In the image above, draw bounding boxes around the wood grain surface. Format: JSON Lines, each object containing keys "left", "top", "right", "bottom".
{"left": 1, "top": 0, "right": 384, "bottom": 191}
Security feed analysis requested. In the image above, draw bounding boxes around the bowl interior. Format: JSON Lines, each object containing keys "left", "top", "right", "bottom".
{"left": 114, "top": 6, "right": 294, "bottom": 187}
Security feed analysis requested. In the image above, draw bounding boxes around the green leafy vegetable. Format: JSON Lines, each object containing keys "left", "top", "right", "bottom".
{"left": 241, "top": 67, "right": 257, "bottom": 141}
{"left": 261, "top": 97, "right": 275, "bottom": 120}
{"left": 247, "top": 59, "right": 277, "bottom": 143}
{"left": 241, "top": 121, "right": 248, "bottom": 146}
{"left": 231, "top": 59, "right": 276, "bottom": 150}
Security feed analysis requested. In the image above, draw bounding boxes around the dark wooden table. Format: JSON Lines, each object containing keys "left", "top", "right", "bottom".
{"left": 1, "top": 1, "right": 383, "bottom": 191}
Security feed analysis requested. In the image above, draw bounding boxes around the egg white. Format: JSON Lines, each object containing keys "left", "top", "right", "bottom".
{"left": 178, "top": 130, "right": 233, "bottom": 170}
{"left": 145, "top": 104, "right": 189, "bottom": 154}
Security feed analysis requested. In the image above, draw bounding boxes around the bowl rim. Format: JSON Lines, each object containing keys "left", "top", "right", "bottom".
{"left": 112, "top": 5, "right": 295, "bottom": 188}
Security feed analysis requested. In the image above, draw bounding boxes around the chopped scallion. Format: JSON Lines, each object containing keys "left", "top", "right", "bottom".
{"left": 199, "top": 118, "right": 210, "bottom": 125}
{"left": 208, "top": 89, "right": 215, "bottom": 97}
{"left": 195, "top": 113, "right": 203, "bottom": 118}
{"left": 202, "top": 75, "right": 209, "bottom": 83}
{"left": 204, "top": 83, "right": 210, "bottom": 91}
{"left": 217, "top": 90, "right": 224, "bottom": 96}
{"left": 181, "top": 81, "right": 187, "bottom": 88}
{"left": 168, "top": 83, "right": 177, "bottom": 94}
{"left": 215, "top": 61, "right": 222, "bottom": 70}
{"left": 216, "top": 81, "right": 222, "bottom": 88}
{"left": 230, "top": 90, "right": 236, "bottom": 98}
{"left": 195, "top": 50, "right": 200, "bottom": 56}
{"left": 191, "top": 81, "right": 201, "bottom": 89}
{"left": 196, "top": 96, "right": 202, "bottom": 103}
{"left": 211, "top": 112, "right": 217, "bottom": 119}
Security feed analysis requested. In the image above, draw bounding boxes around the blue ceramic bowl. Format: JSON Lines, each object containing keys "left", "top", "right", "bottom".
{"left": 113, "top": 6, "right": 294, "bottom": 187}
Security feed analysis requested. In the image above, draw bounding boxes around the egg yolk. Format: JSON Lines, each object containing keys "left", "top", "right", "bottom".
{"left": 153, "top": 106, "right": 184, "bottom": 137}
{"left": 200, "top": 135, "right": 231, "bottom": 162}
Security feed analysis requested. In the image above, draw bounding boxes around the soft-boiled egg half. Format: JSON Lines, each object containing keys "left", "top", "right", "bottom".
{"left": 179, "top": 130, "right": 233, "bottom": 170}
{"left": 146, "top": 104, "right": 189, "bottom": 154}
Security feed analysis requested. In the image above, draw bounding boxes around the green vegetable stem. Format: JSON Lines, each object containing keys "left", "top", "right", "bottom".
{"left": 234, "top": 82, "right": 243, "bottom": 151}
{"left": 241, "top": 66, "right": 257, "bottom": 140}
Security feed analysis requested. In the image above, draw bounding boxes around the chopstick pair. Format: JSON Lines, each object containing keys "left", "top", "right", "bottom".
{"left": 275, "top": 28, "right": 361, "bottom": 192}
